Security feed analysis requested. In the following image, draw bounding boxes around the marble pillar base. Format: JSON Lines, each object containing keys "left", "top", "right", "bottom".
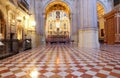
{"left": 70, "top": 33, "right": 79, "bottom": 45}
{"left": 78, "top": 28, "right": 100, "bottom": 48}
{"left": 31, "top": 32, "right": 41, "bottom": 48}
{"left": 40, "top": 35, "right": 46, "bottom": 46}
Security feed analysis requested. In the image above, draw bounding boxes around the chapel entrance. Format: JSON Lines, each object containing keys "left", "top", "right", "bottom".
{"left": 45, "top": 1, "right": 71, "bottom": 44}
{"left": 97, "top": 2, "right": 105, "bottom": 43}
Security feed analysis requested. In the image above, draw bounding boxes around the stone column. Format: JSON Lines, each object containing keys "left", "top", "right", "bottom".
{"left": 35, "top": 0, "right": 46, "bottom": 46}
{"left": 40, "top": 13, "right": 46, "bottom": 45}
{"left": 70, "top": 0, "right": 78, "bottom": 45}
{"left": 78, "top": 0, "right": 100, "bottom": 48}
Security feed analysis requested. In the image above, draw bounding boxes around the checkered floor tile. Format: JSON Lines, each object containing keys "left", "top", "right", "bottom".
{"left": 0, "top": 44, "right": 120, "bottom": 78}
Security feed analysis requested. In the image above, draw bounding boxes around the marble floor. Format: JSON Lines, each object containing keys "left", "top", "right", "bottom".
{"left": 0, "top": 44, "right": 120, "bottom": 78}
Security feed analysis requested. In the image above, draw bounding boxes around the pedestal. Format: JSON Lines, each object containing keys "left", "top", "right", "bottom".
{"left": 78, "top": 28, "right": 100, "bottom": 48}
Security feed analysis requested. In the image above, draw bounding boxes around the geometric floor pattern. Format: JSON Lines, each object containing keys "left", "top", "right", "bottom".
{"left": 0, "top": 44, "right": 120, "bottom": 78}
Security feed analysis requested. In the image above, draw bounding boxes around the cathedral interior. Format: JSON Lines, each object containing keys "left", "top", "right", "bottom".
{"left": 0, "top": 0, "right": 120, "bottom": 78}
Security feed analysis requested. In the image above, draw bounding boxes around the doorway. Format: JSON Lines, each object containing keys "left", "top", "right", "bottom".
{"left": 0, "top": 10, "right": 5, "bottom": 40}
{"left": 97, "top": 2, "right": 105, "bottom": 43}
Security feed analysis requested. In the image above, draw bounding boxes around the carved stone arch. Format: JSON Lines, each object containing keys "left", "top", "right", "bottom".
{"left": 40, "top": 0, "right": 73, "bottom": 34}
{"left": 42, "top": 0, "right": 73, "bottom": 14}
{"left": 41, "top": 0, "right": 72, "bottom": 44}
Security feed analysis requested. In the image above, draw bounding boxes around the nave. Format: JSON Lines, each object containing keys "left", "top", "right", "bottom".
{"left": 0, "top": 44, "right": 120, "bottom": 78}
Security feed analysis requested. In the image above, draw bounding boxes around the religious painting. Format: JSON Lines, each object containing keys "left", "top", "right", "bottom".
{"left": 50, "top": 23, "right": 52, "bottom": 29}
{"left": 56, "top": 11, "right": 60, "bottom": 19}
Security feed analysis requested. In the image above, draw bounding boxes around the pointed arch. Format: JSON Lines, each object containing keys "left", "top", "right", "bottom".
{"left": 42, "top": 0, "right": 72, "bottom": 14}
